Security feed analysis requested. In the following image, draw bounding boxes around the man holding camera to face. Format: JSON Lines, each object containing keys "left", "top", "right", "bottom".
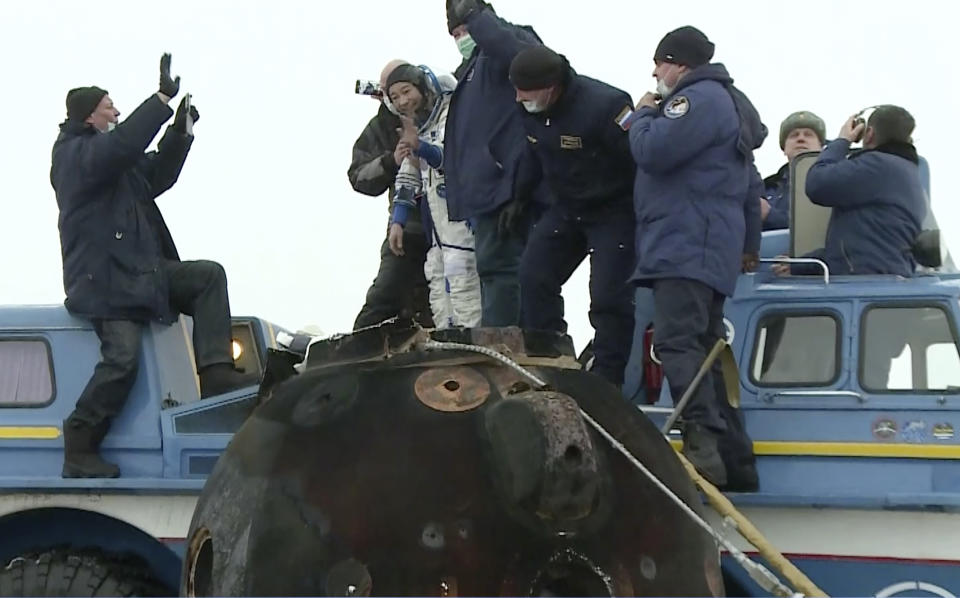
{"left": 349, "top": 60, "right": 433, "bottom": 330}
{"left": 774, "top": 105, "right": 927, "bottom": 277}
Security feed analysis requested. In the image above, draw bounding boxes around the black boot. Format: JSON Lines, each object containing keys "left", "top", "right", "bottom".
{"left": 681, "top": 423, "right": 728, "bottom": 487}
{"left": 199, "top": 363, "right": 259, "bottom": 399}
{"left": 62, "top": 419, "right": 120, "bottom": 478}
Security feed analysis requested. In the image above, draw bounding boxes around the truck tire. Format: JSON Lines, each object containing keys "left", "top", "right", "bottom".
{"left": 0, "top": 549, "right": 173, "bottom": 597}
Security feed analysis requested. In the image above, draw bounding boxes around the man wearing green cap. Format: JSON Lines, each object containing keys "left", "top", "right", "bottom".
{"left": 761, "top": 111, "right": 826, "bottom": 230}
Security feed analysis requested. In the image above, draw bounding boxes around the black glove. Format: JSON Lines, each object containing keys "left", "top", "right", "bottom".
{"left": 173, "top": 96, "right": 200, "bottom": 133}
{"left": 497, "top": 199, "right": 527, "bottom": 237}
{"left": 159, "top": 53, "right": 180, "bottom": 97}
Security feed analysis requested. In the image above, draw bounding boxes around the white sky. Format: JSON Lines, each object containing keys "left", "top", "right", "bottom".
{"left": 1, "top": 0, "right": 957, "bottom": 351}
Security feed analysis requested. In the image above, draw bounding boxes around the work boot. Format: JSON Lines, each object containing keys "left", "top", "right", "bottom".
{"left": 62, "top": 419, "right": 120, "bottom": 478}
{"left": 720, "top": 464, "right": 759, "bottom": 493}
{"left": 200, "top": 363, "right": 259, "bottom": 399}
{"left": 681, "top": 423, "right": 728, "bottom": 487}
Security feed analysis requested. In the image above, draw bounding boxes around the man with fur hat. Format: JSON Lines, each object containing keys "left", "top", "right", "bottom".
{"left": 348, "top": 59, "right": 433, "bottom": 330}
{"left": 385, "top": 63, "right": 481, "bottom": 328}
{"left": 508, "top": 45, "right": 636, "bottom": 386}
{"left": 444, "top": 0, "right": 547, "bottom": 327}
{"left": 776, "top": 105, "right": 926, "bottom": 277}
{"left": 761, "top": 111, "right": 826, "bottom": 230}
{"left": 626, "top": 26, "right": 762, "bottom": 490}
{"left": 51, "top": 54, "right": 252, "bottom": 478}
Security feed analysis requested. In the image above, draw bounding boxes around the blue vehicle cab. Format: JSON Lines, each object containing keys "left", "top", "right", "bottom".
{"left": 630, "top": 152, "right": 960, "bottom": 597}
{"left": 0, "top": 309, "right": 280, "bottom": 594}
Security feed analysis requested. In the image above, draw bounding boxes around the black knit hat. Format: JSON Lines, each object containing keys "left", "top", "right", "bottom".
{"left": 66, "top": 86, "right": 108, "bottom": 122}
{"left": 653, "top": 26, "right": 714, "bottom": 68}
{"left": 509, "top": 45, "right": 567, "bottom": 91}
{"left": 446, "top": 0, "right": 491, "bottom": 34}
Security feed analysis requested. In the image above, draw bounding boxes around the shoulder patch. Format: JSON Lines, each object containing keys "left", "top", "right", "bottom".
{"left": 664, "top": 96, "right": 690, "bottom": 119}
{"left": 615, "top": 105, "right": 634, "bottom": 131}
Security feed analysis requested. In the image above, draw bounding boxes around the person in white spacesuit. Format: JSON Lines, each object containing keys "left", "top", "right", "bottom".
{"left": 386, "top": 64, "right": 481, "bottom": 328}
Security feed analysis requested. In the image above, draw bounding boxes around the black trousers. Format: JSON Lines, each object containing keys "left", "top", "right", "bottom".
{"left": 520, "top": 206, "right": 635, "bottom": 385}
{"left": 652, "top": 278, "right": 728, "bottom": 431}
{"left": 67, "top": 260, "right": 233, "bottom": 428}
{"left": 354, "top": 234, "right": 432, "bottom": 329}
{"left": 652, "top": 278, "right": 755, "bottom": 471}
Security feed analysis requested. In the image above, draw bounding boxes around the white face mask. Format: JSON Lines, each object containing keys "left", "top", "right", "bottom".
{"left": 521, "top": 100, "right": 545, "bottom": 113}
{"left": 106, "top": 121, "right": 117, "bottom": 132}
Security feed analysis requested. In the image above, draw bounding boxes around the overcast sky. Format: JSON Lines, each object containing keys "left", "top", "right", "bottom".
{"left": 1, "top": 0, "right": 956, "bottom": 350}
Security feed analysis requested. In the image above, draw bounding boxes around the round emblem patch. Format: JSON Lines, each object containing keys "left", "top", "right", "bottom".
{"left": 664, "top": 96, "right": 690, "bottom": 119}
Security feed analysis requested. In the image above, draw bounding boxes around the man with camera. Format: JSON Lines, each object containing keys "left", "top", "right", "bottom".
{"left": 349, "top": 60, "right": 433, "bottom": 329}
{"left": 775, "top": 105, "right": 926, "bottom": 277}
{"left": 444, "top": 0, "right": 546, "bottom": 327}
{"left": 52, "top": 54, "right": 251, "bottom": 478}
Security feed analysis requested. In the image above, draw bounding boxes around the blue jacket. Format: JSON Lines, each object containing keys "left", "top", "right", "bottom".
{"left": 803, "top": 139, "right": 926, "bottom": 276}
{"left": 443, "top": 8, "right": 542, "bottom": 220}
{"left": 762, "top": 163, "right": 790, "bottom": 230}
{"left": 627, "top": 63, "right": 765, "bottom": 296}
{"left": 517, "top": 67, "right": 635, "bottom": 214}
{"left": 51, "top": 94, "right": 192, "bottom": 323}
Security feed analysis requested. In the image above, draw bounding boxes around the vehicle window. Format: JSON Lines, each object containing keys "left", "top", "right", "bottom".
{"left": 751, "top": 314, "right": 839, "bottom": 386}
{"left": 862, "top": 306, "right": 960, "bottom": 392}
{"left": 0, "top": 340, "right": 54, "bottom": 406}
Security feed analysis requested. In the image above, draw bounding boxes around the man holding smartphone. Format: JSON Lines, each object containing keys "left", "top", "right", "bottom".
{"left": 52, "top": 54, "right": 251, "bottom": 478}
{"left": 348, "top": 59, "right": 433, "bottom": 329}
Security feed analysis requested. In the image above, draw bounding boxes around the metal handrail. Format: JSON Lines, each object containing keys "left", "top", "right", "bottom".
{"left": 759, "top": 257, "right": 830, "bottom": 284}
{"left": 765, "top": 389, "right": 865, "bottom": 403}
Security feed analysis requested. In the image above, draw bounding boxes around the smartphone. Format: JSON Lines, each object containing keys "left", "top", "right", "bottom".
{"left": 183, "top": 93, "right": 194, "bottom": 135}
{"left": 355, "top": 79, "right": 383, "bottom": 99}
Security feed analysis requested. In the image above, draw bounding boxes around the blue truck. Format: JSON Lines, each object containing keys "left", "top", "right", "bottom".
{"left": 0, "top": 311, "right": 278, "bottom": 595}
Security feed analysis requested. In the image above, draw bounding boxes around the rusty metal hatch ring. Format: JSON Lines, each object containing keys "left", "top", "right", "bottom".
{"left": 415, "top": 367, "right": 490, "bottom": 412}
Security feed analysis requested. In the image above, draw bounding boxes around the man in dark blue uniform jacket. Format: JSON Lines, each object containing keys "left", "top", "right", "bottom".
{"left": 627, "top": 27, "right": 763, "bottom": 490}
{"left": 796, "top": 105, "right": 926, "bottom": 277}
{"left": 444, "top": 0, "right": 545, "bottom": 327}
{"left": 508, "top": 45, "right": 636, "bottom": 386}
{"left": 51, "top": 56, "right": 251, "bottom": 478}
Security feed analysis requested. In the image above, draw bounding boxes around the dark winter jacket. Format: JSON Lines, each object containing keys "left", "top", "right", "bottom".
{"left": 627, "top": 63, "right": 766, "bottom": 296}
{"left": 348, "top": 102, "right": 424, "bottom": 233}
{"left": 517, "top": 66, "right": 635, "bottom": 214}
{"left": 762, "top": 163, "right": 790, "bottom": 230}
{"left": 803, "top": 139, "right": 926, "bottom": 276}
{"left": 51, "top": 94, "right": 192, "bottom": 323}
{"left": 443, "top": 8, "right": 544, "bottom": 220}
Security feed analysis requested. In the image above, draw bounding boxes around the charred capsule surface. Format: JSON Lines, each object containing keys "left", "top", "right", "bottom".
{"left": 183, "top": 326, "right": 721, "bottom": 597}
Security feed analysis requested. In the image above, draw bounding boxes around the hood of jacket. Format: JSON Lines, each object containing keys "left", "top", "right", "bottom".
{"left": 671, "top": 62, "right": 767, "bottom": 157}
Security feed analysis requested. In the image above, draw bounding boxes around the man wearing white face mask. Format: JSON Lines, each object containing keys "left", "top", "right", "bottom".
{"left": 443, "top": 0, "right": 548, "bottom": 328}
{"left": 51, "top": 55, "right": 252, "bottom": 478}
{"left": 508, "top": 45, "right": 636, "bottom": 387}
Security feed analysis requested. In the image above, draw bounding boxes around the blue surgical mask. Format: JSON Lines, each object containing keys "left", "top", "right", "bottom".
{"left": 456, "top": 34, "right": 477, "bottom": 60}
